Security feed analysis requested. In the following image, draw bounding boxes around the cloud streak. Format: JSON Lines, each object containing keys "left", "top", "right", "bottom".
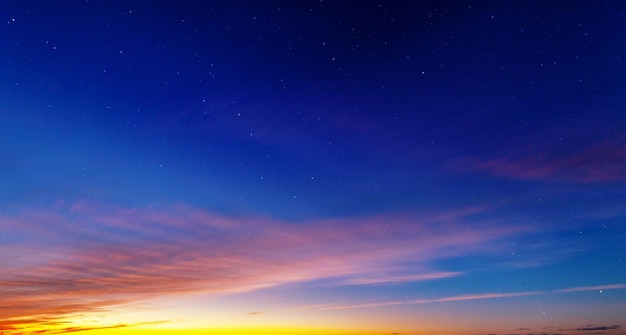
{"left": 313, "top": 284, "right": 626, "bottom": 311}
{"left": 457, "top": 134, "right": 626, "bottom": 183}
{"left": 556, "top": 284, "right": 626, "bottom": 293}
{"left": 0, "top": 201, "right": 525, "bottom": 333}
{"left": 343, "top": 271, "right": 463, "bottom": 285}
{"left": 575, "top": 325, "right": 620, "bottom": 331}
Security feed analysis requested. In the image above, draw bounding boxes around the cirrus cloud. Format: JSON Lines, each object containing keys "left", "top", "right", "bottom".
{"left": 454, "top": 134, "right": 626, "bottom": 183}
{"left": 1, "top": 201, "right": 528, "bottom": 333}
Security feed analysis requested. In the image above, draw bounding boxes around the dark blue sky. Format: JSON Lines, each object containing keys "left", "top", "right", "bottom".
{"left": 1, "top": 2, "right": 625, "bottom": 335}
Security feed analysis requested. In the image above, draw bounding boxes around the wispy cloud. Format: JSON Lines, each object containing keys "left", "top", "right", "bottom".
{"left": 0, "top": 201, "right": 523, "bottom": 333}
{"left": 317, "top": 291, "right": 543, "bottom": 310}
{"left": 0, "top": 320, "right": 172, "bottom": 335}
{"left": 456, "top": 134, "right": 626, "bottom": 183}
{"left": 576, "top": 325, "right": 620, "bottom": 331}
{"left": 558, "top": 324, "right": 622, "bottom": 332}
{"left": 343, "top": 271, "right": 463, "bottom": 285}
{"left": 243, "top": 311, "right": 265, "bottom": 317}
{"left": 312, "top": 284, "right": 626, "bottom": 311}
{"left": 556, "top": 284, "right": 626, "bottom": 293}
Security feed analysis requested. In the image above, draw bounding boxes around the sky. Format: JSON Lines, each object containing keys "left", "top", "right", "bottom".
{"left": 1, "top": 1, "right": 625, "bottom": 335}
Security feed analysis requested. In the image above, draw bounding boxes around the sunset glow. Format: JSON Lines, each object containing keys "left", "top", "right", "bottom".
{"left": 1, "top": 1, "right": 625, "bottom": 335}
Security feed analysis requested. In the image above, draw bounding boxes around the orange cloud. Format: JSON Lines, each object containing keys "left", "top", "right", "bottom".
{"left": 0, "top": 201, "right": 527, "bottom": 333}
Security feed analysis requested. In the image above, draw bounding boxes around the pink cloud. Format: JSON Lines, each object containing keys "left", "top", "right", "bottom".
{"left": 458, "top": 134, "right": 626, "bottom": 183}
{"left": 0, "top": 202, "right": 526, "bottom": 333}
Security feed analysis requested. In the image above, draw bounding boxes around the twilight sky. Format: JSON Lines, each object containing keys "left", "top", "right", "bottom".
{"left": 1, "top": 1, "right": 625, "bottom": 335}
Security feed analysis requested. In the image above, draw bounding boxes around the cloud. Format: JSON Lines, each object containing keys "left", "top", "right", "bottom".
{"left": 433, "top": 292, "right": 541, "bottom": 303}
{"left": 311, "top": 284, "right": 626, "bottom": 311}
{"left": 0, "top": 320, "right": 172, "bottom": 335}
{"left": 455, "top": 134, "right": 626, "bottom": 183}
{"left": 575, "top": 325, "right": 620, "bottom": 331}
{"left": 244, "top": 312, "right": 265, "bottom": 316}
{"left": 342, "top": 271, "right": 463, "bottom": 285}
{"left": 46, "top": 324, "right": 130, "bottom": 334}
{"left": 0, "top": 201, "right": 522, "bottom": 333}
{"left": 317, "top": 291, "right": 543, "bottom": 310}
{"left": 556, "top": 324, "right": 622, "bottom": 334}
{"left": 557, "top": 284, "right": 626, "bottom": 293}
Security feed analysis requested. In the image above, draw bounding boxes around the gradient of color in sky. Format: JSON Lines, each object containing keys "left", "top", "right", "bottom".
{"left": 1, "top": 1, "right": 625, "bottom": 335}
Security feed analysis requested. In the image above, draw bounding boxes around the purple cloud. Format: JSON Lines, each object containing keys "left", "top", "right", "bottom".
{"left": 455, "top": 134, "right": 626, "bottom": 183}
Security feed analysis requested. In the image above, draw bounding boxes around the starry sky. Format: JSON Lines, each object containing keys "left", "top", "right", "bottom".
{"left": 1, "top": 1, "right": 625, "bottom": 335}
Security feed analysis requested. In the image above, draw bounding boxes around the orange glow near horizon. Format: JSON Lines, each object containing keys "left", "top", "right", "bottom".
{"left": 4, "top": 324, "right": 436, "bottom": 335}
{"left": 78, "top": 328, "right": 415, "bottom": 335}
